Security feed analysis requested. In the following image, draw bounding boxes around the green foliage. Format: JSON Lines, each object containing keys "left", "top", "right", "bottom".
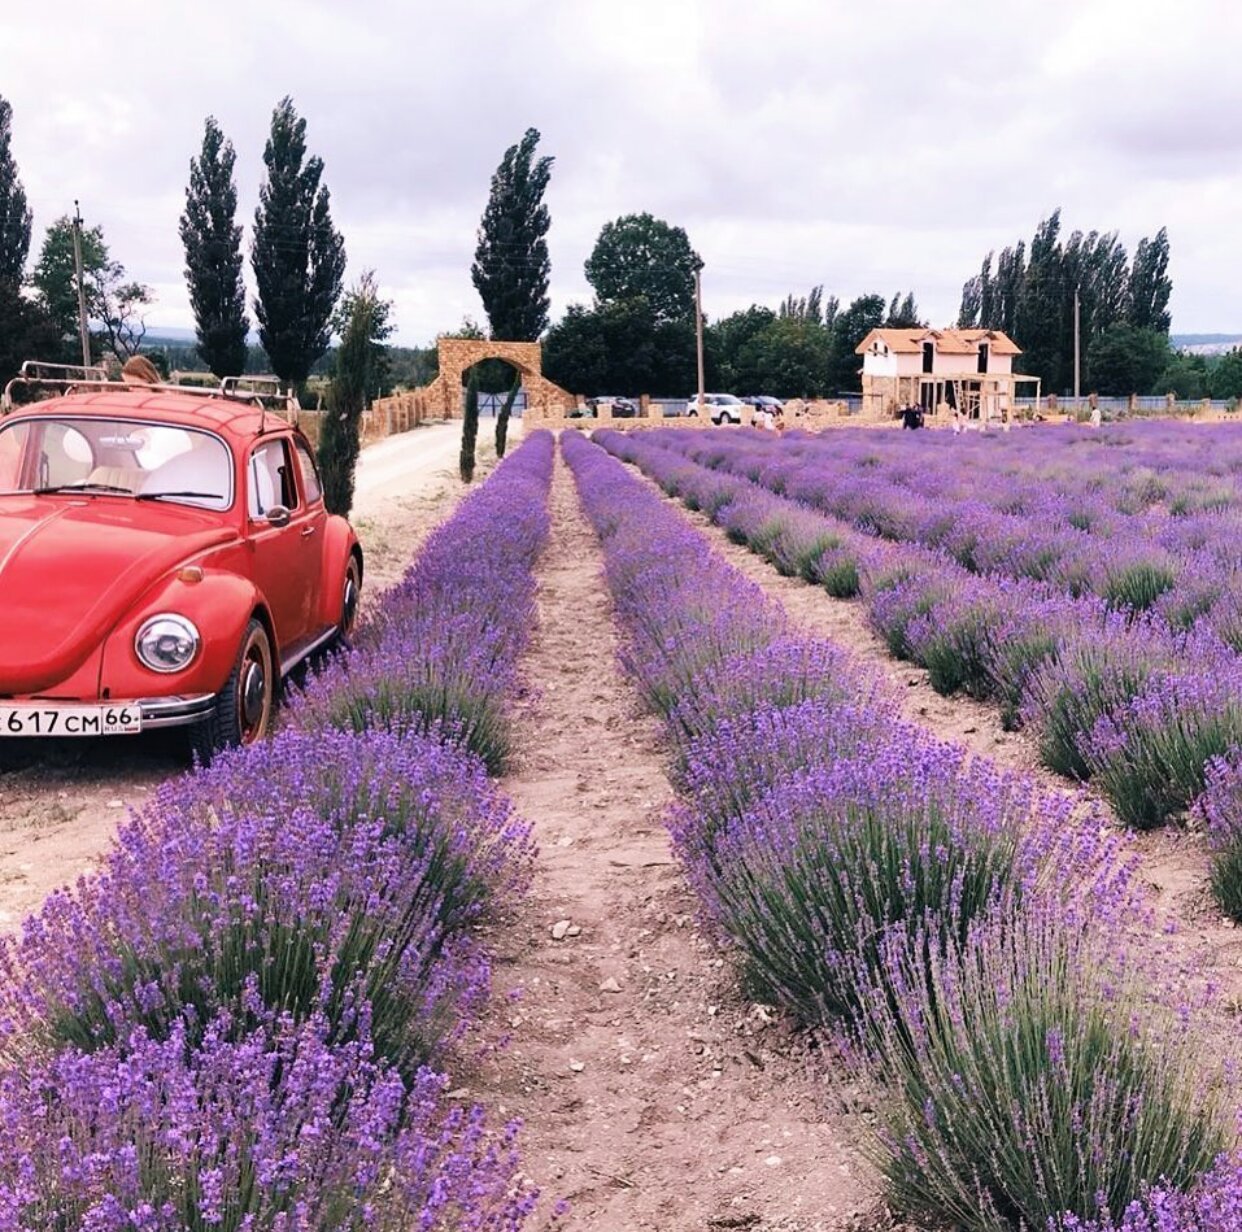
{"left": 1086, "top": 325, "right": 1173, "bottom": 395}
{"left": 252, "top": 97, "right": 346, "bottom": 386}
{"left": 884, "top": 290, "right": 922, "bottom": 328}
{"left": 735, "top": 314, "right": 829, "bottom": 398}
{"left": 471, "top": 127, "right": 553, "bottom": 341}
{"left": 1127, "top": 227, "right": 1172, "bottom": 334}
{"left": 1210, "top": 839, "right": 1242, "bottom": 922}
{"left": 495, "top": 373, "right": 520, "bottom": 458}
{"left": 585, "top": 212, "right": 701, "bottom": 326}
{"left": 0, "top": 95, "right": 31, "bottom": 285}
{"left": 319, "top": 271, "right": 393, "bottom": 517}
{"left": 1156, "top": 352, "right": 1208, "bottom": 399}
{"left": 460, "top": 367, "right": 479, "bottom": 483}
{"left": 31, "top": 216, "right": 153, "bottom": 360}
{"left": 826, "top": 293, "right": 886, "bottom": 393}
{"left": 0, "top": 286, "right": 61, "bottom": 384}
{"left": 180, "top": 117, "right": 249, "bottom": 378}
{"left": 1210, "top": 348, "right": 1242, "bottom": 400}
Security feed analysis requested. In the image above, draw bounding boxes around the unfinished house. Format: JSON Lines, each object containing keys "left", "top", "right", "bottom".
{"left": 855, "top": 328, "right": 1040, "bottom": 423}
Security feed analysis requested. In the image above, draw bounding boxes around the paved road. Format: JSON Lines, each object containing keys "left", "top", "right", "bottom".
{"left": 351, "top": 417, "right": 524, "bottom": 515}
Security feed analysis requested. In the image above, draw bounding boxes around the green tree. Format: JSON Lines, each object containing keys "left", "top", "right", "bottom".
{"left": 885, "top": 291, "right": 922, "bottom": 328}
{"left": 1210, "top": 349, "right": 1242, "bottom": 401}
{"left": 471, "top": 127, "right": 554, "bottom": 341}
{"left": 1086, "top": 325, "right": 1171, "bottom": 395}
{"left": 826, "top": 294, "right": 885, "bottom": 393}
{"left": 737, "top": 314, "right": 829, "bottom": 397}
{"left": 710, "top": 305, "right": 778, "bottom": 391}
{"left": 0, "top": 290, "right": 61, "bottom": 385}
{"left": 495, "top": 372, "right": 520, "bottom": 458}
{"left": 180, "top": 117, "right": 249, "bottom": 378}
{"left": 0, "top": 95, "right": 31, "bottom": 285}
{"left": 252, "top": 97, "right": 346, "bottom": 387}
{"left": 1127, "top": 227, "right": 1172, "bottom": 334}
{"left": 318, "top": 271, "right": 393, "bottom": 516}
{"left": 1155, "top": 352, "right": 1207, "bottom": 400}
{"left": 584, "top": 213, "right": 701, "bottom": 325}
{"left": 460, "top": 367, "right": 480, "bottom": 483}
{"left": 31, "top": 217, "right": 152, "bottom": 361}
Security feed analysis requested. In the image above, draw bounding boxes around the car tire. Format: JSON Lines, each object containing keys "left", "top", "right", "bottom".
{"left": 186, "top": 618, "right": 275, "bottom": 765}
{"left": 338, "top": 554, "right": 362, "bottom": 646}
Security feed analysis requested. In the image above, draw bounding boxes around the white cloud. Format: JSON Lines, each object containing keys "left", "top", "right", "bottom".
{"left": 3, "top": 0, "right": 1238, "bottom": 344}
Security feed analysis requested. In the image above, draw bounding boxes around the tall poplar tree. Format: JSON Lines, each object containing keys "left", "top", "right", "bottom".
{"left": 180, "top": 117, "right": 249, "bottom": 377}
{"left": 252, "top": 97, "right": 346, "bottom": 386}
{"left": 0, "top": 95, "right": 31, "bottom": 285}
{"left": 471, "top": 127, "right": 554, "bottom": 340}
{"left": 1127, "top": 228, "right": 1172, "bottom": 334}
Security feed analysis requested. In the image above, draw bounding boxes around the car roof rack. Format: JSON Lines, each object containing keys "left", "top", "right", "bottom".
{"left": 1, "top": 360, "right": 302, "bottom": 422}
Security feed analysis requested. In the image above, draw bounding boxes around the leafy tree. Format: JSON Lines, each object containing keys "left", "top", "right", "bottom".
{"left": 1155, "top": 352, "right": 1207, "bottom": 400}
{"left": 1086, "top": 325, "right": 1171, "bottom": 395}
{"left": 0, "top": 95, "right": 31, "bottom": 286}
{"left": 31, "top": 217, "right": 152, "bottom": 361}
{"left": 826, "top": 294, "right": 885, "bottom": 393}
{"left": 1210, "top": 349, "right": 1242, "bottom": 401}
{"left": 495, "top": 372, "right": 520, "bottom": 458}
{"left": 0, "top": 289, "right": 61, "bottom": 385}
{"left": 584, "top": 213, "right": 701, "bottom": 325}
{"left": 318, "top": 271, "right": 393, "bottom": 516}
{"left": 885, "top": 291, "right": 922, "bottom": 328}
{"left": 1127, "top": 227, "right": 1172, "bottom": 334}
{"left": 460, "top": 367, "right": 480, "bottom": 483}
{"left": 1018, "top": 210, "right": 1065, "bottom": 389}
{"left": 180, "top": 117, "right": 249, "bottom": 377}
{"left": 252, "top": 96, "right": 346, "bottom": 387}
{"left": 736, "top": 315, "right": 829, "bottom": 397}
{"left": 710, "top": 305, "right": 778, "bottom": 391}
{"left": 471, "top": 127, "right": 554, "bottom": 341}
{"left": 780, "top": 285, "right": 835, "bottom": 326}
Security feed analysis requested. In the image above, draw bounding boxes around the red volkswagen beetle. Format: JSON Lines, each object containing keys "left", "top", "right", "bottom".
{"left": 0, "top": 368, "right": 362, "bottom": 762}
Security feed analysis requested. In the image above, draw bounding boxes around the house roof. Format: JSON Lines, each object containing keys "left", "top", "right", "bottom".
{"left": 854, "top": 327, "right": 1022, "bottom": 357}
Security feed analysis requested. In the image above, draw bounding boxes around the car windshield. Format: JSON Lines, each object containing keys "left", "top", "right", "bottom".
{"left": 0, "top": 416, "right": 232, "bottom": 510}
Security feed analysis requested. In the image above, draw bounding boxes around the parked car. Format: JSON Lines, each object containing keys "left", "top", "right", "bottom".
{"left": 0, "top": 365, "right": 362, "bottom": 764}
{"left": 746, "top": 395, "right": 784, "bottom": 412}
{"left": 586, "top": 396, "right": 639, "bottom": 418}
{"left": 685, "top": 393, "right": 748, "bottom": 424}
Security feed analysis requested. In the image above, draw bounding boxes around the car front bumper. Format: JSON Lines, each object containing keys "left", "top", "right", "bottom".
{"left": 139, "top": 693, "right": 217, "bottom": 729}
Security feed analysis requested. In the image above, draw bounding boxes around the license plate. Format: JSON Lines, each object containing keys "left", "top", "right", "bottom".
{"left": 0, "top": 704, "right": 143, "bottom": 738}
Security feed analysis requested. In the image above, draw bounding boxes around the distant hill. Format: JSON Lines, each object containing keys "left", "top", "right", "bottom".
{"left": 1172, "top": 333, "right": 1242, "bottom": 355}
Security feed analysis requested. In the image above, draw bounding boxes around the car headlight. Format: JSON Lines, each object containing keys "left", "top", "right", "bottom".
{"left": 135, "top": 614, "right": 201, "bottom": 673}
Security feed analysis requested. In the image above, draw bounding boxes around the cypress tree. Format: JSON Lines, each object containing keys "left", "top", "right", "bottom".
{"left": 180, "top": 117, "right": 249, "bottom": 377}
{"left": 471, "top": 128, "right": 554, "bottom": 340}
{"left": 318, "top": 271, "right": 392, "bottom": 517}
{"left": 0, "top": 95, "right": 31, "bottom": 286}
{"left": 495, "top": 372, "right": 520, "bottom": 458}
{"left": 252, "top": 97, "right": 346, "bottom": 387}
{"left": 460, "top": 368, "right": 480, "bottom": 483}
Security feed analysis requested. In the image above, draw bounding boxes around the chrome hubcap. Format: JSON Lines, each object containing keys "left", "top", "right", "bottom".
{"left": 343, "top": 573, "right": 359, "bottom": 631}
{"left": 240, "top": 656, "right": 267, "bottom": 730}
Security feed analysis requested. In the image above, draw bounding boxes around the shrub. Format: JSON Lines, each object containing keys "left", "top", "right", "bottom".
{"left": 697, "top": 741, "right": 1040, "bottom": 1026}
{"left": 0, "top": 729, "right": 531, "bottom": 1076}
{"left": 854, "top": 902, "right": 1227, "bottom": 1232}
{"left": 1196, "top": 752, "right": 1242, "bottom": 921}
{"left": 0, "top": 1013, "right": 536, "bottom": 1230}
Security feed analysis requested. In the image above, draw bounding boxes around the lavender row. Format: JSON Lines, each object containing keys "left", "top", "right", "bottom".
{"left": 0, "top": 435, "right": 556, "bottom": 1229}
{"left": 294, "top": 429, "right": 556, "bottom": 771}
{"left": 602, "top": 427, "right": 1242, "bottom": 896}
{"left": 561, "top": 430, "right": 1230, "bottom": 1231}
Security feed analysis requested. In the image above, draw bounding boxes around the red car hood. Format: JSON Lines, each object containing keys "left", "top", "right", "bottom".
{"left": 0, "top": 497, "right": 235, "bottom": 694}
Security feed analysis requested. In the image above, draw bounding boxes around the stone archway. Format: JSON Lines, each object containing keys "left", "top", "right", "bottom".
{"left": 413, "top": 338, "right": 574, "bottom": 419}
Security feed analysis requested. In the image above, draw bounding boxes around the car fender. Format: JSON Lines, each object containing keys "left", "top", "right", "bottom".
{"left": 316, "top": 515, "right": 362, "bottom": 628}
{"left": 98, "top": 571, "right": 268, "bottom": 700}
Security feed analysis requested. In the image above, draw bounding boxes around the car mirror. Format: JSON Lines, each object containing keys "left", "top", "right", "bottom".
{"left": 262, "top": 504, "right": 291, "bottom": 527}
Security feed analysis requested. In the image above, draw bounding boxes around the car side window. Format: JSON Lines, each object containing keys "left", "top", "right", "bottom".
{"left": 248, "top": 439, "right": 299, "bottom": 518}
{"left": 294, "top": 439, "right": 323, "bottom": 505}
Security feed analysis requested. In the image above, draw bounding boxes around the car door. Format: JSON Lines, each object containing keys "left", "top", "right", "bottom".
{"left": 292, "top": 437, "right": 328, "bottom": 637}
{"left": 246, "top": 436, "right": 314, "bottom": 660}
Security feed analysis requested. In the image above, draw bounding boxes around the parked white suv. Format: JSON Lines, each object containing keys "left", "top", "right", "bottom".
{"left": 686, "top": 393, "right": 748, "bottom": 424}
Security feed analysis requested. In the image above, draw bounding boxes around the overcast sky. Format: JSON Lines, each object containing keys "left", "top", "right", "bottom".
{"left": 5, "top": 0, "right": 1241, "bottom": 346}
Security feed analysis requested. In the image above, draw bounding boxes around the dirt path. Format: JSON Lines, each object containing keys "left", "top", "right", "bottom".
{"left": 0, "top": 423, "right": 491, "bottom": 931}
{"left": 642, "top": 472, "right": 1242, "bottom": 1008}
{"left": 480, "top": 454, "right": 877, "bottom": 1231}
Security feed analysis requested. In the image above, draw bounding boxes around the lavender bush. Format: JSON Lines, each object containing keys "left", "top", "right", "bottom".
{"left": 293, "top": 431, "right": 553, "bottom": 771}
{"left": 1196, "top": 752, "right": 1242, "bottom": 920}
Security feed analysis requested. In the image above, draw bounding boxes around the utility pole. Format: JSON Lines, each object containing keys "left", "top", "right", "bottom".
{"left": 72, "top": 201, "right": 91, "bottom": 368}
{"left": 694, "top": 263, "right": 706, "bottom": 415}
{"left": 1073, "top": 286, "right": 1081, "bottom": 403}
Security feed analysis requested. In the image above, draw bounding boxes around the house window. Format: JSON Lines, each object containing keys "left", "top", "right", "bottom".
{"left": 978, "top": 343, "right": 989, "bottom": 374}
{"left": 922, "top": 342, "right": 934, "bottom": 374}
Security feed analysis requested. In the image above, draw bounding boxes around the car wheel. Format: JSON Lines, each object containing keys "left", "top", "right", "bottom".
{"left": 339, "top": 554, "right": 362, "bottom": 645}
{"left": 186, "top": 618, "right": 275, "bottom": 765}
